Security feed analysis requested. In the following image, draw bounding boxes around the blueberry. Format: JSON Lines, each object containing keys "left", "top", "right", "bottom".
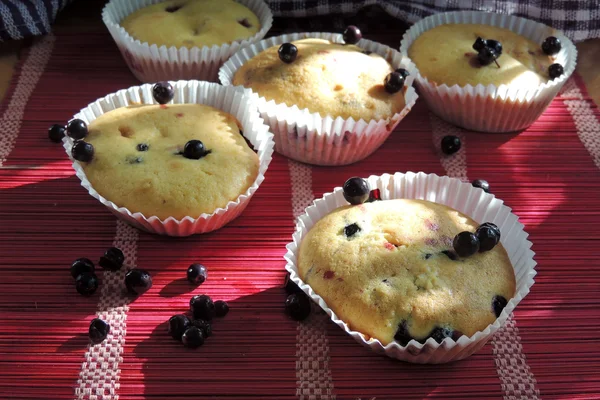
{"left": 70, "top": 258, "right": 95, "bottom": 279}
{"left": 136, "top": 143, "right": 149, "bottom": 151}
{"left": 285, "top": 292, "right": 311, "bottom": 321}
{"left": 429, "top": 326, "right": 453, "bottom": 343}
{"left": 452, "top": 231, "right": 480, "bottom": 258}
{"left": 214, "top": 300, "right": 229, "bottom": 317}
{"left": 187, "top": 263, "right": 207, "bottom": 285}
{"left": 89, "top": 318, "right": 110, "bottom": 344}
{"left": 191, "top": 319, "right": 212, "bottom": 337}
{"left": 542, "top": 36, "right": 561, "bottom": 55}
{"left": 486, "top": 40, "right": 502, "bottom": 55}
{"left": 366, "top": 188, "right": 381, "bottom": 202}
{"left": 124, "top": 269, "right": 153, "bottom": 295}
{"left": 48, "top": 124, "right": 66, "bottom": 143}
{"left": 480, "top": 222, "right": 501, "bottom": 241}
{"left": 152, "top": 81, "right": 174, "bottom": 105}
{"left": 492, "top": 295, "right": 508, "bottom": 317}
{"left": 476, "top": 225, "right": 500, "bottom": 252}
{"left": 66, "top": 119, "right": 88, "bottom": 140}
{"left": 182, "top": 326, "right": 205, "bottom": 348}
{"left": 394, "top": 68, "right": 410, "bottom": 79}
{"left": 393, "top": 320, "right": 412, "bottom": 346}
{"left": 72, "top": 140, "right": 94, "bottom": 162}
{"left": 549, "top": 63, "right": 564, "bottom": 80}
{"left": 441, "top": 135, "right": 461, "bottom": 155}
{"left": 344, "top": 223, "right": 361, "bottom": 237}
{"left": 75, "top": 273, "right": 98, "bottom": 296}
{"left": 472, "top": 37, "right": 487, "bottom": 52}
{"left": 168, "top": 314, "right": 191, "bottom": 341}
{"left": 342, "top": 177, "right": 370, "bottom": 205}
{"left": 283, "top": 272, "right": 302, "bottom": 294}
{"left": 384, "top": 71, "right": 405, "bottom": 94}
{"left": 472, "top": 179, "right": 490, "bottom": 193}
{"left": 99, "top": 247, "right": 124, "bottom": 271}
{"left": 441, "top": 250, "right": 458, "bottom": 261}
{"left": 342, "top": 25, "right": 362, "bottom": 45}
{"left": 126, "top": 156, "right": 143, "bottom": 164}
{"left": 477, "top": 47, "right": 497, "bottom": 66}
{"left": 183, "top": 139, "right": 208, "bottom": 160}
{"left": 424, "top": 253, "right": 433, "bottom": 260}
{"left": 190, "top": 295, "right": 215, "bottom": 320}
{"left": 278, "top": 43, "right": 298, "bottom": 64}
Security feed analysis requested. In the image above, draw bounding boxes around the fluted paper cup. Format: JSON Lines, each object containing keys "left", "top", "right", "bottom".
{"left": 220, "top": 33, "right": 419, "bottom": 166}
{"left": 102, "top": 0, "right": 273, "bottom": 83}
{"left": 62, "top": 81, "right": 274, "bottom": 236}
{"left": 400, "top": 11, "right": 577, "bottom": 133}
{"left": 284, "top": 172, "right": 536, "bottom": 363}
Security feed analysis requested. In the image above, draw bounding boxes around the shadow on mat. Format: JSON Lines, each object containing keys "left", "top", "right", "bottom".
{"left": 133, "top": 287, "right": 299, "bottom": 399}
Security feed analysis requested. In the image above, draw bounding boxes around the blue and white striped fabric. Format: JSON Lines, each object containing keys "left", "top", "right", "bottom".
{"left": 0, "top": 0, "right": 72, "bottom": 41}
{"left": 1, "top": 0, "right": 598, "bottom": 42}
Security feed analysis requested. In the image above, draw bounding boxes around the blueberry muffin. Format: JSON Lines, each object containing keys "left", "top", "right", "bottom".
{"left": 79, "top": 104, "right": 259, "bottom": 220}
{"left": 120, "top": 0, "right": 261, "bottom": 49}
{"left": 297, "top": 199, "right": 516, "bottom": 346}
{"left": 408, "top": 24, "right": 557, "bottom": 88}
{"left": 232, "top": 38, "right": 406, "bottom": 121}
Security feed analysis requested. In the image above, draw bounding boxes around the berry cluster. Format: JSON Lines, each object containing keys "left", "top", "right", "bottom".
{"left": 167, "top": 264, "right": 229, "bottom": 349}
{"left": 452, "top": 222, "right": 501, "bottom": 258}
{"left": 473, "top": 37, "right": 502, "bottom": 67}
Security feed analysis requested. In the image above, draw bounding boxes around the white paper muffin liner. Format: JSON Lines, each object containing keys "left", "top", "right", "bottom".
{"left": 284, "top": 172, "right": 537, "bottom": 363}
{"left": 101, "top": 0, "right": 273, "bottom": 83}
{"left": 399, "top": 11, "right": 577, "bottom": 133}
{"left": 219, "top": 32, "right": 419, "bottom": 166}
{"left": 62, "top": 81, "right": 274, "bottom": 236}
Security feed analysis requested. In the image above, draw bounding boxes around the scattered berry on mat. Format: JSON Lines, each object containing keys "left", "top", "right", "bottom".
{"left": 89, "top": 318, "right": 110, "bottom": 344}
{"left": 99, "top": 247, "right": 125, "bottom": 271}
{"left": 285, "top": 292, "right": 311, "bottom": 321}
{"left": 441, "top": 135, "right": 461, "bottom": 155}
{"left": 214, "top": 300, "right": 229, "bottom": 317}
{"left": 70, "top": 258, "right": 95, "bottom": 279}
{"left": 471, "top": 179, "right": 490, "bottom": 193}
{"left": 168, "top": 314, "right": 191, "bottom": 341}
{"left": 182, "top": 326, "right": 205, "bottom": 348}
{"left": 124, "top": 269, "right": 153, "bottom": 295}
{"left": 190, "top": 295, "right": 215, "bottom": 320}
{"left": 187, "top": 264, "right": 208, "bottom": 285}
{"left": 75, "top": 272, "right": 98, "bottom": 296}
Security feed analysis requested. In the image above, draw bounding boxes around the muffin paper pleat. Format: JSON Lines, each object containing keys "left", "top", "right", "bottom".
{"left": 399, "top": 11, "right": 577, "bottom": 133}
{"left": 219, "top": 32, "right": 419, "bottom": 166}
{"left": 102, "top": 0, "right": 273, "bottom": 82}
{"left": 284, "top": 172, "right": 537, "bottom": 363}
{"left": 63, "top": 81, "right": 274, "bottom": 236}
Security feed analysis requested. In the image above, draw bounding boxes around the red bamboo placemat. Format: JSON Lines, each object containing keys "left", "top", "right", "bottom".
{"left": 1, "top": 2, "right": 600, "bottom": 399}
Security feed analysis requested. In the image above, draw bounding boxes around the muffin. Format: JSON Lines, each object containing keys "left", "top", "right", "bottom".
{"left": 121, "top": 0, "right": 261, "bottom": 49}
{"left": 102, "top": 0, "right": 273, "bottom": 82}
{"left": 64, "top": 81, "right": 274, "bottom": 236}
{"left": 79, "top": 103, "right": 258, "bottom": 220}
{"left": 285, "top": 172, "right": 536, "bottom": 363}
{"left": 220, "top": 32, "right": 419, "bottom": 166}
{"left": 400, "top": 11, "right": 576, "bottom": 133}
{"left": 297, "top": 198, "right": 516, "bottom": 346}
{"left": 232, "top": 38, "right": 406, "bottom": 121}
